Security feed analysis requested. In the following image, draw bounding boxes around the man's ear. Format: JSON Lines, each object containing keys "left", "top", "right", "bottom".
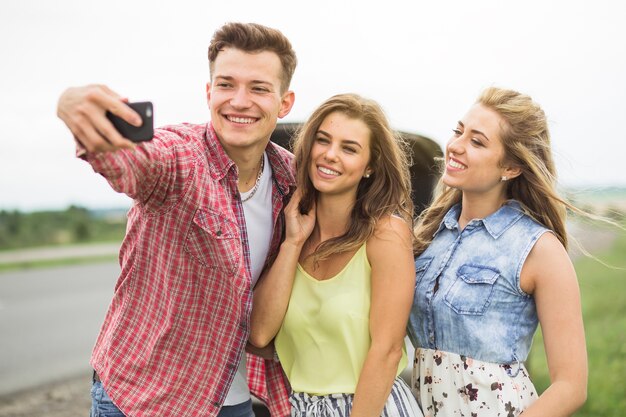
{"left": 278, "top": 91, "right": 295, "bottom": 119}
{"left": 205, "top": 82, "right": 212, "bottom": 106}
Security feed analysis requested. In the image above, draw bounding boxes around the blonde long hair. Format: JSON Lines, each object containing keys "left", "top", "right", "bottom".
{"left": 293, "top": 94, "right": 414, "bottom": 262}
{"left": 414, "top": 87, "right": 575, "bottom": 255}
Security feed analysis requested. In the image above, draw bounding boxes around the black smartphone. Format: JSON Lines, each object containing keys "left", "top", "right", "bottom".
{"left": 106, "top": 101, "right": 154, "bottom": 142}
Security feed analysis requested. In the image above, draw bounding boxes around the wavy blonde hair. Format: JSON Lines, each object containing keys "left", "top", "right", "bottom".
{"left": 414, "top": 86, "right": 578, "bottom": 255}
{"left": 293, "top": 93, "right": 414, "bottom": 262}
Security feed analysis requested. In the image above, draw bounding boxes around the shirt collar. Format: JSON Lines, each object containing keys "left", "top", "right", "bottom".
{"left": 435, "top": 200, "right": 525, "bottom": 239}
{"left": 266, "top": 140, "right": 296, "bottom": 196}
{"left": 205, "top": 122, "right": 236, "bottom": 181}
{"left": 204, "top": 122, "right": 296, "bottom": 195}
{"left": 434, "top": 203, "right": 462, "bottom": 236}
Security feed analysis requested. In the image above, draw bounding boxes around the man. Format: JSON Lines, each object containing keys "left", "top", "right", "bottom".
{"left": 57, "top": 22, "right": 297, "bottom": 417}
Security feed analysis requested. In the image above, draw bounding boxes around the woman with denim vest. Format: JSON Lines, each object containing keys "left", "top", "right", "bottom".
{"left": 250, "top": 94, "right": 422, "bottom": 417}
{"left": 408, "top": 87, "right": 587, "bottom": 416}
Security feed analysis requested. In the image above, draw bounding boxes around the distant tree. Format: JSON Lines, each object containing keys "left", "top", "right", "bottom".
{"left": 6, "top": 210, "right": 22, "bottom": 235}
{"left": 0, "top": 206, "right": 126, "bottom": 250}
{"left": 74, "top": 221, "right": 91, "bottom": 241}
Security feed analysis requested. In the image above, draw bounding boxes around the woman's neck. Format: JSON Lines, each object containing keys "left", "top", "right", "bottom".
{"left": 459, "top": 189, "right": 508, "bottom": 229}
{"left": 312, "top": 193, "right": 354, "bottom": 242}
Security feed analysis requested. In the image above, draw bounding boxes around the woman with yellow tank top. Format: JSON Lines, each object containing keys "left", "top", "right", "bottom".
{"left": 250, "top": 94, "right": 423, "bottom": 417}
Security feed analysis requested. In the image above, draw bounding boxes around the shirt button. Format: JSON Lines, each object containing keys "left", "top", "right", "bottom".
{"left": 239, "top": 321, "right": 247, "bottom": 329}
{"left": 213, "top": 401, "right": 220, "bottom": 407}
{"left": 216, "top": 230, "right": 222, "bottom": 236}
{"left": 227, "top": 363, "right": 236, "bottom": 370}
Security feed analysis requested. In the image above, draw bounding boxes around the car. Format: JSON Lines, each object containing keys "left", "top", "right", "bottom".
{"left": 251, "top": 123, "right": 442, "bottom": 415}
{"left": 269, "top": 122, "right": 443, "bottom": 217}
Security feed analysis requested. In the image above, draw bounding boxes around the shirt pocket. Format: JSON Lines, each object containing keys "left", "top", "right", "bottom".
{"left": 184, "top": 208, "right": 241, "bottom": 272}
{"left": 444, "top": 264, "right": 500, "bottom": 315}
{"left": 414, "top": 256, "right": 433, "bottom": 287}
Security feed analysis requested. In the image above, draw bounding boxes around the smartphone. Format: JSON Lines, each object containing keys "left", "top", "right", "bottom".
{"left": 106, "top": 101, "right": 154, "bottom": 142}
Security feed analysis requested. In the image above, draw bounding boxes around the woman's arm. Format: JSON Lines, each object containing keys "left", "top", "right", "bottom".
{"left": 249, "top": 190, "right": 316, "bottom": 348}
{"left": 245, "top": 341, "right": 276, "bottom": 360}
{"left": 519, "top": 232, "right": 588, "bottom": 416}
{"left": 350, "top": 216, "right": 415, "bottom": 417}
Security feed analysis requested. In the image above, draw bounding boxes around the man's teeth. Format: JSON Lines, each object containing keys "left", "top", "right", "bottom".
{"left": 449, "top": 159, "right": 466, "bottom": 169}
{"left": 228, "top": 116, "right": 255, "bottom": 124}
{"left": 319, "top": 166, "right": 340, "bottom": 176}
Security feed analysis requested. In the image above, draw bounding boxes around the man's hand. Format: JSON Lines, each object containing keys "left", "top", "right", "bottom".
{"left": 57, "top": 84, "right": 143, "bottom": 153}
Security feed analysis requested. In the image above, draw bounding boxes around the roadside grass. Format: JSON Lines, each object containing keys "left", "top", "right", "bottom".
{"left": 0, "top": 239, "right": 121, "bottom": 253}
{"left": 0, "top": 254, "right": 118, "bottom": 273}
{"left": 528, "top": 228, "right": 626, "bottom": 416}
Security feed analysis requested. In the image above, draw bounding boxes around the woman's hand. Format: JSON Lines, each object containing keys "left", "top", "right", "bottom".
{"left": 284, "top": 188, "right": 316, "bottom": 248}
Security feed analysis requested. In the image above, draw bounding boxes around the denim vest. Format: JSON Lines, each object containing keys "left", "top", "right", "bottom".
{"left": 407, "top": 200, "right": 550, "bottom": 367}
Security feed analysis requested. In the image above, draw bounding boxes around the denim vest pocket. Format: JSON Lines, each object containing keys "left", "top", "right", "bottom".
{"left": 444, "top": 264, "right": 500, "bottom": 315}
{"left": 184, "top": 208, "right": 241, "bottom": 272}
{"left": 414, "top": 257, "right": 433, "bottom": 286}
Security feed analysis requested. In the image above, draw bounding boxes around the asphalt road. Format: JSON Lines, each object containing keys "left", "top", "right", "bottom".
{"left": 0, "top": 262, "right": 118, "bottom": 395}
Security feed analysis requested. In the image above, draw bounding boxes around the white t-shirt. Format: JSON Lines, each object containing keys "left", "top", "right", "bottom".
{"left": 224, "top": 152, "right": 274, "bottom": 406}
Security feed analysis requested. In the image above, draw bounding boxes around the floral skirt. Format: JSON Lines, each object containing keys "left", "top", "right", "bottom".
{"left": 412, "top": 348, "right": 537, "bottom": 417}
{"left": 289, "top": 376, "right": 423, "bottom": 417}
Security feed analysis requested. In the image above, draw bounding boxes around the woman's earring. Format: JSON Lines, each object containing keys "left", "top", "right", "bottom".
{"left": 364, "top": 173, "right": 371, "bottom": 178}
{"left": 501, "top": 176, "right": 508, "bottom": 182}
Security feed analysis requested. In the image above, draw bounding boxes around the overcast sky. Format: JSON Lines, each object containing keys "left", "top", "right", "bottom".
{"left": 1, "top": 0, "right": 625, "bottom": 211}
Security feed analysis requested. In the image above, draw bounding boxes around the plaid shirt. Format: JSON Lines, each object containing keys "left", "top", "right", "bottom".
{"left": 79, "top": 123, "right": 294, "bottom": 416}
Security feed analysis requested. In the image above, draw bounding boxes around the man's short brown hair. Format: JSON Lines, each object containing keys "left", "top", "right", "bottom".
{"left": 208, "top": 22, "right": 297, "bottom": 93}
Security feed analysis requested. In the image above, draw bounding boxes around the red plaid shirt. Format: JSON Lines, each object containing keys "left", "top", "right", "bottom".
{"left": 79, "top": 123, "right": 294, "bottom": 416}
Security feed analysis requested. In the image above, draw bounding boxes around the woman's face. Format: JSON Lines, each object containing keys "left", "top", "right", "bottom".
{"left": 443, "top": 103, "right": 511, "bottom": 195}
{"left": 308, "top": 111, "right": 372, "bottom": 198}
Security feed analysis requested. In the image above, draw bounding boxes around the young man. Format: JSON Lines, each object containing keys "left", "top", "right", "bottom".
{"left": 57, "top": 22, "right": 297, "bottom": 417}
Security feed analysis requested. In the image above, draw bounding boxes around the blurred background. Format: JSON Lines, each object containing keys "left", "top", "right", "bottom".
{"left": 1, "top": 1, "right": 625, "bottom": 416}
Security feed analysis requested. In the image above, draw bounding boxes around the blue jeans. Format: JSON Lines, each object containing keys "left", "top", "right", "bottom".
{"left": 90, "top": 381, "right": 125, "bottom": 417}
{"left": 90, "top": 380, "right": 254, "bottom": 417}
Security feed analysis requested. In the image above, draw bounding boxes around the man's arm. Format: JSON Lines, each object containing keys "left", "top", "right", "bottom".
{"left": 59, "top": 84, "right": 190, "bottom": 206}
{"left": 57, "top": 84, "right": 143, "bottom": 153}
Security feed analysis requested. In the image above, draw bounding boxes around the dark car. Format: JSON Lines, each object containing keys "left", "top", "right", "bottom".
{"left": 270, "top": 122, "right": 443, "bottom": 216}
{"left": 251, "top": 123, "right": 442, "bottom": 415}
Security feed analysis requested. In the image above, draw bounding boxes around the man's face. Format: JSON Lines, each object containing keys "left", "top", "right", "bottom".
{"left": 207, "top": 48, "right": 295, "bottom": 156}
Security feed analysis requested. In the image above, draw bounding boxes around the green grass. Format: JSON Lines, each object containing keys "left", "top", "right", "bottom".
{"left": 0, "top": 254, "right": 118, "bottom": 273}
{"left": 528, "top": 230, "right": 626, "bottom": 416}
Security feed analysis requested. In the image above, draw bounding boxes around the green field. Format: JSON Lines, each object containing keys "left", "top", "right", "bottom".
{"left": 528, "top": 228, "right": 626, "bottom": 416}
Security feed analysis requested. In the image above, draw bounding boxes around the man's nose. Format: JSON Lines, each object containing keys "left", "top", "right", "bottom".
{"left": 230, "top": 87, "right": 252, "bottom": 108}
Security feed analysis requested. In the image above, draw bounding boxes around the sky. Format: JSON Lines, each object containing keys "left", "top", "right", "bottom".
{"left": 1, "top": 0, "right": 625, "bottom": 211}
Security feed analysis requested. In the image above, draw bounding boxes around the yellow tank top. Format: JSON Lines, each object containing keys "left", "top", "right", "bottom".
{"left": 274, "top": 243, "right": 408, "bottom": 395}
